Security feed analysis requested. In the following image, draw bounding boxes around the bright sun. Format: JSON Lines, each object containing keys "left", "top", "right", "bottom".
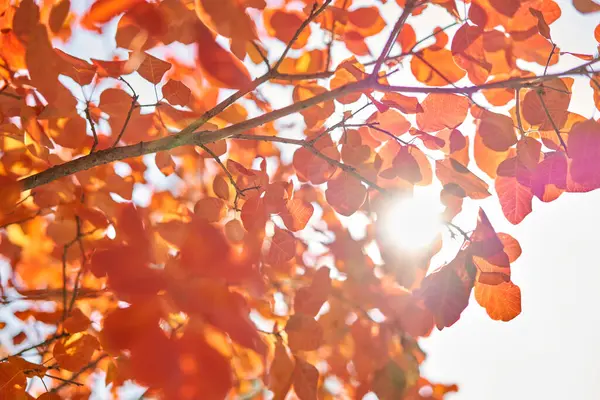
{"left": 378, "top": 193, "right": 444, "bottom": 250}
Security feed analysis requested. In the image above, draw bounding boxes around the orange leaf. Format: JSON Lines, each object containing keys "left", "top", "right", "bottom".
{"left": 266, "top": 227, "right": 296, "bottom": 265}
{"left": 82, "top": 0, "right": 145, "bottom": 31}
{"left": 381, "top": 92, "right": 423, "bottom": 114}
{"left": 521, "top": 79, "right": 572, "bottom": 130}
{"left": 397, "top": 24, "right": 416, "bottom": 52}
{"left": 280, "top": 198, "right": 314, "bottom": 232}
{"left": 475, "top": 110, "right": 518, "bottom": 152}
{"left": 195, "top": 22, "right": 252, "bottom": 89}
{"left": 268, "top": 340, "right": 295, "bottom": 399}
{"left": 0, "top": 361, "right": 27, "bottom": 398}
{"left": 436, "top": 158, "right": 491, "bottom": 199}
{"left": 137, "top": 53, "right": 171, "bottom": 84}
{"left": 224, "top": 219, "right": 245, "bottom": 243}
{"left": 417, "top": 93, "right": 469, "bottom": 132}
{"left": 495, "top": 176, "right": 533, "bottom": 224}
{"left": 348, "top": 7, "right": 386, "bottom": 38}
{"left": 0, "top": 177, "right": 22, "bottom": 215}
{"left": 498, "top": 233, "right": 522, "bottom": 263}
{"left": 264, "top": 9, "right": 311, "bottom": 49}
{"left": 162, "top": 79, "right": 191, "bottom": 106}
{"left": 49, "top": 0, "right": 70, "bottom": 34}
{"left": 53, "top": 333, "right": 99, "bottom": 372}
{"left": 411, "top": 48, "right": 466, "bottom": 86}
{"left": 475, "top": 281, "right": 522, "bottom": 321}
{"left": 286, "top": 313, "right": 323, "bottom": 352}
{"left": 212, "top": 175, "right": 231, "bottom": 201}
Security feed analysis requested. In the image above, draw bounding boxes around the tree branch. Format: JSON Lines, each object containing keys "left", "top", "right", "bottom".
{"left": 18, "top": 59, "right": 599, "bottom": 192}
{"left": 371, "top": 0, "right": 416, "bottom": 78}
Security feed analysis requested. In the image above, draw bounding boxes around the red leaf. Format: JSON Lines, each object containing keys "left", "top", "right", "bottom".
{"left": 269, "top": 340, "right": 295, "bottom": 398}
{"left": 162, "top": 79, "right": 191, "bottom": 106}
{"left": 286, "top": 313, "right": 323, "bottom": 352}
{"left": 293, "top": 358, "right": 319, "bottom": 400}
{"left": 280, "top": 198, "right": 314, "bottom": 232}
{"left": 325, "top": 173, "right": 367, "bottom": 216}
{"left": 195, "top": 22, "right": 252, "bottom": 89}
{"left": 294, "top": 267, "right": 332, "bottom": 316}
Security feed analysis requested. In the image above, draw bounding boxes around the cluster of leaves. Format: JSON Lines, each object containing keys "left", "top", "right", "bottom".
{"left": 0, "top": 0, "right": 599, "bottom": 398}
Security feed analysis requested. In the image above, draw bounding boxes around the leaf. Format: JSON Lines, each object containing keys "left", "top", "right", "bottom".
{"left": 392, "top": 146, "right": 423, "bottom": 183}
{"left": 53, "top": 333, "right": 99, "bottom": 372}
{"left": 567, "top": 119, "right": 600, "bottom": 188}
{"left": 137, "top": 53, "right": 171, "bottom": 84}
{"left": 348, "top": 7, "right": 386, "bottom": 38}
{"left": 264, "top": 9, "right": 311, "bottom": 49}
{"left": 325, "top": 172, "right": 367, "bottom": 216}
{"left": 280, "top": 198, "right": 314, "bottom": 232}
{"left": 269, "top": 340, "right": 295, "bottom": 399}
{"left": 294, "top": 267, "right": 332, "bottom": 316}
{"left": 416, "top": 93, "right": 469, "bottom": 133}
{"left": 475, "top": 110, "right": 518, "bottom": 152}
{"left": 63, "top": 308, "right": 91, "bottom": 334}
{"left": 13, "top": 0, "right": 40, "bottom": 42}
{"left": 82, "top": 0, "right": 145, "bottom": 31}
{"left": 162, "top": 79, "right": 192, "bottom": 106}
{"left": 495, "top": 176, "right": 533, "bottom": 224}
{"left": 436, "top": 158, "right": 491, "bottom": 199}
{"left": 49, "top": 0, "right": 71, "bottom": 34}
{"left": 522, "top": 79, "right": 572, "bottom": 130}
{"left": 411, "top": 48, "right": 466, "bottom": 87}
{"left": 573, "top": 0, "right": 600, "bottom": 13}
{"left": 498, "top": 233, "right": 522, "bottom": 263}
{"left": 397, "top": 24, "right": 417, "bottom": 53}
{"left": 285, "top": 313, "right": 323, "bottom": 352}
{"left": 416, "top": 251, "right": 474, "bottom": 329}
{"left": 195, "top": 22, "right": 252, "bottom": 89}
{"left": 292, "top": 358, "right": 319, "bottom": 400}
{"left": 194, "top": 197, "right": 226, "bottom": 223}
{"left": 475, "top": 281, "right": 522, "bottom": 321}
{"left": 381, "top": 92, "right": 423, "bottom": 114}
{"left": 529, "top": 7, "right": 551, "bottom": 39}
{"left": 0, "top": 361, "right": 27, "bottom": 398}
{"left": 266, "top": 227, "right": 296, "bottom": 265}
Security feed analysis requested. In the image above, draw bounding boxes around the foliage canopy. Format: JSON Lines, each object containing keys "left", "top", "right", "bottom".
{"left": 0, "top": 0, "right": 599, "bottom": 398}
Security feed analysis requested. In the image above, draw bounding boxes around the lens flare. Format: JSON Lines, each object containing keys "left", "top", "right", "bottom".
{"left": 378, "top": 194, "right": 443, "bottom": 250}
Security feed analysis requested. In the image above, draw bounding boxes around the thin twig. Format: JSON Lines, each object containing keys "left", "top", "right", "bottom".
{"left": 0, "top": 333, "right": 69, "bottom": 362}
{"left": 371, "top": 0, "right": 416, "bottom": 78}
{"left": 198, "top": 144, "right": 244, "bottom": 196}
{"left": 84, "top": 106, "right": 98, "bottom": 154}
{"left": 515, "top": 88, "right": 525, "bottom": 137}
{"left": 51, "top": 354, "right": 109, "bottom": 392}
{"left": 543, "top": 44, "right": 557, "bottom": 76}
{"left": 272, "top": 1, "right": 332, "bottom": 72}
{"left": 111, "top": 85, "right": 139, "bottom": 147}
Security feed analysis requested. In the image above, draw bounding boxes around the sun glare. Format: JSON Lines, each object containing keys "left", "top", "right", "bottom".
{"left": 378, "top": 193, "right": 443, "bottom": 250}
